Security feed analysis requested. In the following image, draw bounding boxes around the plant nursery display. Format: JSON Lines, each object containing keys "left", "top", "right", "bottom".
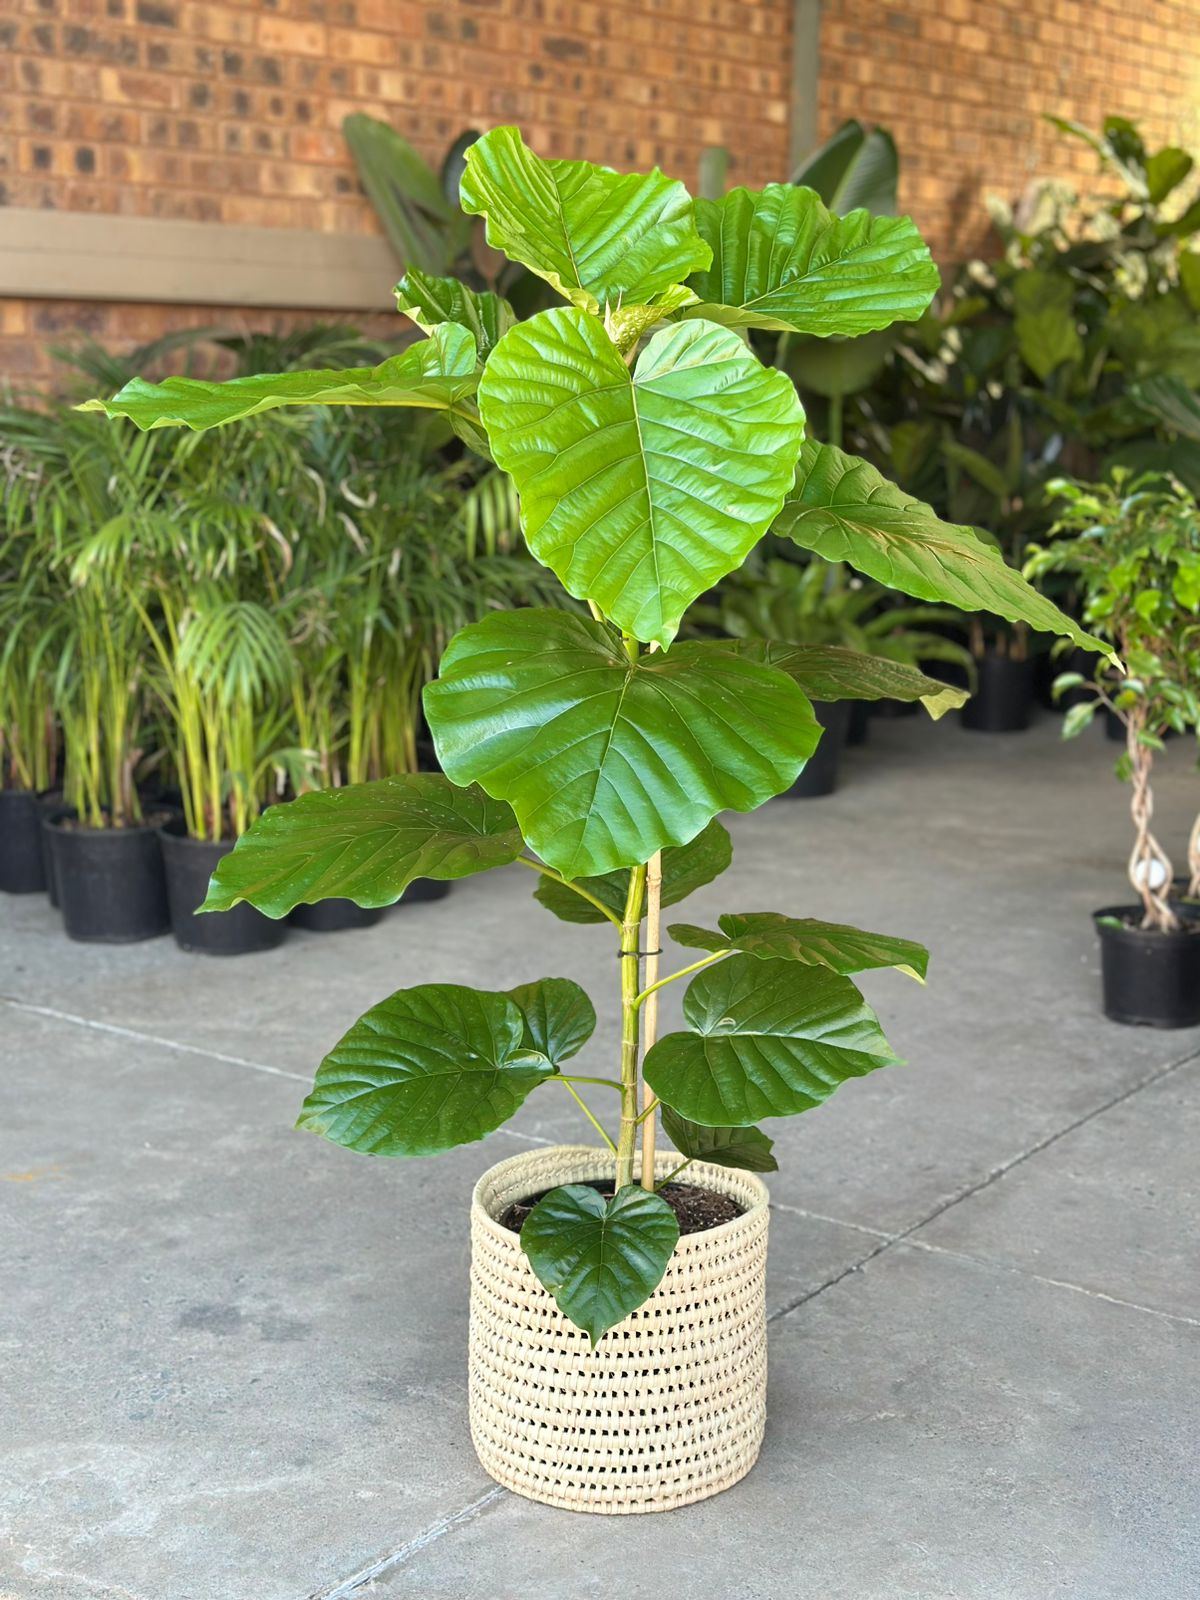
{"left": 1027, "top": 473, "right": 1200, "bottom": 1027}
{"left": 87, "top": 128, "right": 1108, "bottom": 1511}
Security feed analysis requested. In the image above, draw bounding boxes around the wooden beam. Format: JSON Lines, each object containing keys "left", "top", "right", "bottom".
{"left": 0, "top": 210, "right": 399, "bottom": 311}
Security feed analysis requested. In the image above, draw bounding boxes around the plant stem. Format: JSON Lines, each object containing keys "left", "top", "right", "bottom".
{"left": 560, "top": 1074, "right": 623, "bottom": 1092}
{"left": 512, "top": 855, "right": 622, "bottom": 927}
{"left": 658, "top": 1158, "right": 693, "bottom": 1189}
{"left": 615, "top": 861, "right": 647, "bottom": 1189}
{"left": 556, "top": 1078, "right": 617, "bottom": 1152}
{"left": 639, "top": 849, "right": 662, "bottom": 1192}
{"left": 634, "top": 949, "right": 728, "bottom": 1009}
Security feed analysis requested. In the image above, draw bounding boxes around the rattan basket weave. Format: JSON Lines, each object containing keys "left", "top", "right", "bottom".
{"left": 468, "top": 1143, "right": 770, "bottom": 1514}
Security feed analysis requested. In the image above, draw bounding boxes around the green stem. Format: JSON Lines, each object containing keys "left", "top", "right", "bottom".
{"left": 828, "top": 388, "right": 844, "bottom": 452}
{"left": 513, "top": 855, "right": 622, "bottom": 928}
{"left": 556, "top": 1078, "right": 617, "bottom": 1152}
{"left": 658, "top": 1158, "right": 693, "bottom": 1189}
{"left": 634, "top": 949, "right": 729, "bottom": 1009}
{"left": 615, "top": 862, "right": 647, "bottom": 1189}
{"left": 560, "top": 1074, "right": 623, "bottom": 1092}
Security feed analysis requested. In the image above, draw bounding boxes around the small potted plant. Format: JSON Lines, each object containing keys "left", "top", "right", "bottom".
{"left": 1028, "top": 473, "right": 1200, "bottom": 1026}
{"left": 88, "top": 128, "right": 1106, "bottom": 1510}
{"left": 0, "top": 570, "right": 59, "bottom": 894}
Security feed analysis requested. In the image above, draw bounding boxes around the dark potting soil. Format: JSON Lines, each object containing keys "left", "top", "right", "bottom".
{"left": 499, "top": 1179, "right": 744, "bottom": 1237}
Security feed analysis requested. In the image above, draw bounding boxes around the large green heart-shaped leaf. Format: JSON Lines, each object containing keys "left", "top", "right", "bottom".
{"left": 200, "top": 774, "right": 524, "bottom": 918}
{"left": 478, "top": 308, "right": 805, "bottom": 647}
{"left": 395, "top": 269, "right": 515, "bottom": 360}
{"left": 79, "top": 324, "right": 480, "bottom": 433}
{"left": 520, "top": 1183, "right": 680, "bottom": 1344}
{"left": 775, "top": 441, "right": 1115, "bottom": 659}
{"left": 532, "top": 819, "right": 732, "bottom": 926}
{"left": 659, "top": 1106, "right": 778, "bottom": 1174}
{"left": 643, "top": 954, "right": 900, "bottom": 1126}
{"left": 423, "top": 610, "right": 819, "bottom": 879}
{"left": 459, "top": 125, "right": 710, "bottom": 314}
{"left": 680, "top": 185, "right": 939, "bottom": 336}
{"left": 669, "top": 912, "right": 929, "bottom": 982}
{"left": 297, "top": 985, "right": 553, "bottom": 1157}
{"left": 506, "top": 978, "right": 596, "bottom": 1068}
{"left": 733, "top": 641, "right": 968, "bottom": 719}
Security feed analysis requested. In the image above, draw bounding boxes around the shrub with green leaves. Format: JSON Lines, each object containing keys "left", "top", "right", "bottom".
{"left": 87, "top": 127, "right": 1108, "bottom": 1341}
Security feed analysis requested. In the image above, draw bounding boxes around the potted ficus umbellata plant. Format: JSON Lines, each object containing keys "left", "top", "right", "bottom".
{"left": 1027, "top": 473, "right": 1200, "bottom": 1027}
{"left": 85, "top": 127, "right": 1108, "bottom": 1511}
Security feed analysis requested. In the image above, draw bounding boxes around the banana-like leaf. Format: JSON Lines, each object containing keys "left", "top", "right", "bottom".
{"left": 395, "top": 268, "right": 515, "bottom": 360}
{"left": 342, "top": 112, "right": 466, "bottom": 273}
{"left": 681, "top": 185, "right": 939, "bottom": 336}
{"left": 775, "top": 441, "right": 1115, "bottom": 659}
{"left": 669, "top": 911, "right": 929, "bottom": 982}
{"left": 532, "top": 819, "right": 732, "bottom": 926}
{"left": 732, "top": 641, "right": 968, "bottom": 719}
{"left": 659, "top": 1106, "right": 778, "bottom": 1173}
{"left": 506, "top": 978, "right": 596, "bottom": 1067}
{"left": 297, "top": 985, "right": 554, "bottom": 1157}
{"left": 200, "top": 774, "right": 524, "bottom": 918}
{"left": 643, "top": 954, "right": 900, "bottom": 1126}
{"left": 459, "top": 125, "right": 710, "bottom": 314}
{"left": 478, "top": 308, "right": 805, "bottom": 647}
{"left": 423, "top": 609, "right": 819, "bottom": 879}
{"left": 78, "top": 325, "right": 479, "bottom": 433}
{"left": 1131, "top": 374, "right": 1200, "bottom": 443}
{"left": 520, "top": 1183, "right": 679, "bottom": 1344}
{"left": 791, "top": 119, "right": 899, "bottom": 215}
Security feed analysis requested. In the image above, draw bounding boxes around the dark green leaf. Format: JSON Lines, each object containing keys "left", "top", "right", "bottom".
{"left": 732, "top": 641, "right": 968, "bottom": 719}
{"left": 533, "top": 818, "right": 732, "bottom": 925}
{"left": 669, "top": 911, "right": 929, "bottom": 982}
{"left": 395, "top": 268, "right": 515, "bottom": 359}
{"left": 659, "top": 1106, "right": 778, "bottom": 1173}
{"left": 297, "top": 985, "right": 554, "bottom": 1157}
{"left": 1013, "top": 271, "right": 1082, "bottom": 381}
{"left": 790, "top": 118, "right": 899, "bottom": 215}
{"left": 643, "top": 954, "right": 900, "bottom": 1126}
{"left": 1146, "top": 146, "right": 1193, "bottom": 204}
{"left": 506, "top": 978, "right": 596, "bottom": 1067}
{"left": 201, "top": 774, "right": 524, "bottom": 918}
{"left": 342, "top": 112, "right": 463, "bottom": 273}
{"left": 520, "top": 1183, "right": 680, "bottom": 1344}
{"left": 424, "top": 609, "right": 819, "bottom": 879}
{"left": 1131, "top": 374, "right": 1200, "bottom": 444}
{"left": 477, "top": 307, "right": 805, "bottom": 648}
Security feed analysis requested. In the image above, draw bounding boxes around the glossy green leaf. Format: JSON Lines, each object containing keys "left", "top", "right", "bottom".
{"left": 478, "top": 308, "right": 805, "bottom": 647}
{"left": 659, "top": 1106, "right": 778, "bottom": 1173}
{"left": 423, "top": 609, "right": 819, "bottom": 879}
{"left": 775, "top": 441, "right": 1115, "bottom": 660}
{"left": 1013, "top": 271, "right": 1082, "bottom": 381}
{"left": 532, "top": 819, "right": 732, "bottom": 926}
{"left": 342, "top": 112, "right": 466, "bottom": 274}
{"left": 732, "top": 641, "right": 968, "bottom": 719}
{"left": 201, "top": 774, "right": 524, "bottom": 918}
{"left": 1146, "top": 146, "right": 1194, "bottom": 204}
{"left": 643, "top": 954, "right": 900, "bottom": 1126}
{"left": 459, "top": 125, "right": 710, "bottom": 314}
{"left": 520, "top": 1183, "right": 679, "bottom": 1344}
{"left": 506, "top": 978, "right": 596, "bottom": 1067}
{"left": 681, "top": 184, "right": 939, "bottom": 336}
{"left": 78, "top": 324, "right": 479, "bottom": 433}
{"left": 791, "top": 119, "right": 899, "bottom": 215}
{"left": 297, "top": 985, "right": 554, "bottom": 1157}
{"left": 395, "top": 268, "right": 515, "bottom": 359}
{"left": 669, "top": 911, "right": 929, "bottom": 982}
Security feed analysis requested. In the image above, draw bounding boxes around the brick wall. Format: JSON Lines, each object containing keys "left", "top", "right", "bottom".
{"left": 3, "top": 0, "right": 1200, "bottom": 387}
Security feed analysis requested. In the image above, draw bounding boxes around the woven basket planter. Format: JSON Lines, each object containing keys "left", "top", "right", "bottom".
{"left": 468, "top": 1143, "right": 770, "bottom": 1514}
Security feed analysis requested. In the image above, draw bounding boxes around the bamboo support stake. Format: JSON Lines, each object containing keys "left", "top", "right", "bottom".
{"left": 639, "top": 848, "right": 663, "bottom": 1191}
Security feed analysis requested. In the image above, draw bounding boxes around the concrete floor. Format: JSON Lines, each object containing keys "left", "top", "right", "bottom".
{"left": 2, "top": 713, "right": 1199, "bottom": 1600}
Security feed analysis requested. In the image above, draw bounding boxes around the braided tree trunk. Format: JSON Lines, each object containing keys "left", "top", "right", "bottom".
{"left": 1126, "top": 706, "right": 1178, "bottom": 932}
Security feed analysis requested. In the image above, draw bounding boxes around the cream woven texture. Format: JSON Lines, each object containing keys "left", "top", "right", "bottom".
{"left": 468, "top": 1143, "right": 770, "bottom": 1514}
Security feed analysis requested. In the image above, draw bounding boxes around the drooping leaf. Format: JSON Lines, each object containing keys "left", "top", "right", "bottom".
{"left": 669, "top": 911, "right": 929, "bottom": 982}
{"left": 643, "top": 953, "right": 900, "bottom": 1126}
{"left": 680, "top": 184, "right": 939, "bottom": 336}
{"left": 78, "top": 324, "right": 480, "bottom": 433}
{"left": 506, "top": 978, "right": 596, "bottom": 1067}
{"left": 459, "top": 125, "right": 710, "bottom": 313}
{"left": 775, "top": 440, "right": 1115, "bottom": 659}
{"left": 790, "top": 118, "right": 899, "bottom": 216}
{"left": 532, "top": 818, "right": 732, "bottom": 926}
{"left": 1131, "top": 374, "right": 1200, "bottom": 443}
{"left": 395, "top": 268, "right": 515, "bottom": 359}
{"left": 1013, "top": 271, "right": 1083, "bottom": 381}
{"left": 520, "top": 1183, "right": 679, "bottom": 1344}
{"left": 423, "top": 609, "right": 819, "bottom": 879}
{"left": 477, "top": 307, "right": 805, "bottom": 647}
{"left": 297, "top": 985, "right": 554, "bottom": 1157}
{"left": 659, "top": 1106, "right": 778, "bottom": 1173}
{"left": 201, "top": 774, "right": 524, "bottom": 918}
{"left": 732, "top": 641, "right": 968, "bottom": 719}
{"left": 1145, "top": 146, "right": 1194, "bottom": 205}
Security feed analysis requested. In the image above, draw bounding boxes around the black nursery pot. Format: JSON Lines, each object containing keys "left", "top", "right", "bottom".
{"left": 786, "top": 701, "right": 850, "bottom": 799}
{"left": 1094, "top": 906, "right": 1200, "bottom": 1029}
{"left": 40, "top": 797, "right": 76, "bottom": 909}
{"left": 846, "top": 699, "right": 871, "bottom": 747}
{"left": 290, "top": 898, "right": 384, "bottom": 933}
{"left": 961, "top": 653, "right": 1036, "bottom": 734}
{"left": 395, "top": 877, "right": 451, "bottom": 906}
{"left": 47, "top": 815, "right": 170, "bottom": 942}
{"left": 160, "top": 817, "right": 287, "bottom": 956}
{"left": 0, "top": 788, "right": 47, "bottom": 894}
